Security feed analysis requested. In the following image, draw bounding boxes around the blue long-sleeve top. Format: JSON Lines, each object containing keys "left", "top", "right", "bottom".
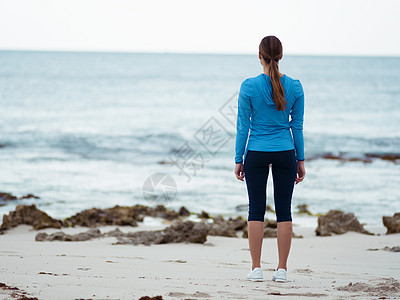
{"left": 235, "top": 73, "right": 305, "bottom": 164}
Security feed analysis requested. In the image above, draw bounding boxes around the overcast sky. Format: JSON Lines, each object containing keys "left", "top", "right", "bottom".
{"left": 0, "top": 0, "right": 399, "bottom": 56}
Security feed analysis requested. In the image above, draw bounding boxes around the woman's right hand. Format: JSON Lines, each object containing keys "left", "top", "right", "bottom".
{"left": 234, "top": 163, "right": 245, "bottom": 181}
{"left": 295, "top": 160, "right": 306, "bottom": 184}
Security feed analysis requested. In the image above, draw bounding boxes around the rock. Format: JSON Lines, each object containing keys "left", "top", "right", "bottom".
{"left": 209, "top": 223, "right": 237, "bottom": 237}
{"left": 383, "top": 246, "right": 400, "bottom": 252}
{"left": 35, "top": 232, "right": 49, "bottom": 241}
{"left": 321, "top": 153, "right": 343, "bottom": 160}
{"left": 228, "top": 216, "right": 247, "bottom": 231}
{"left": 35, "top": 228, "right": 102, "bottom": 242}
{"left": 0, "top": 192, "right": 40, "bottom": 202}
{"left": 1, "top": 204, "right": 195, "bottom": 233}
{"left": 138, "top": 296, "right": 164, "bottom": 300}
{"left": 178, "top": 206, "right": 190, "bottom": 216}
{"left": 264, "top": 219, "right": 277, "bottom": 228}
{"left": 307, "top": 152, "right": 400, "bottom": 164}
{"left": 266, "top": 205, "right": 275, "bottom": 212}
{"left": 383, "top": 212, "right": 400, "bottom": 234}
{"left": 208, "top": 216, "right": 247, "bottom": 237}
{"left": 115, "top": 220, "right": 210, "bottom": 245}
{"left": 366, "top": 153, "right": 400, "bottom": 162}
{"left": 198, "top": 211, "right": 210, "bottom": 219}
{"left": 296, "top": 204, "right": 313, "bottom": 216}
{"left": 0, "top": 204, "right": 62, "bottom": 233}
{"left": 104, "top": 227, "right": 125, "bottom": 238}
{"left": 315, "top": 210, "right": 373, "bottom": 236}
{"left": 61, "top": 204, "right": 192, "bottom": 228}
{"left": 152, "top": 205, "right": 180, "bottom": 220}
{"left": 212, "top": 215, "right": 224, "bottom": 223}
{"left": 235, "top": 204, "right": 248, "bottom": 212}
{"left": 0, "top": 192, "right": 18, "bottom": 201}
{"left": 36, "top": 220, "right": 209, "bottom": 245}
{"left": 19, "top": 193, "right": 40, "bottom": 200}
{"left": 61, "top": 206, "right": 140, "bottom": 228}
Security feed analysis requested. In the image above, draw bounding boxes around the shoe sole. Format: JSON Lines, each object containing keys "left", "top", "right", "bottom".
{"left": 246, "top": 277, "right": 263, "bottom": 282}
{"left": 275, "top": 278, "right": 286, "bottom": 282}
{"left": 249, "top": 278, "right": 263, "bottom": 282}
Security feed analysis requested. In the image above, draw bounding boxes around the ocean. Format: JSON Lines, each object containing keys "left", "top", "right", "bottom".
{"left": 0, "top": 51, "right": 399, "bottom": 227}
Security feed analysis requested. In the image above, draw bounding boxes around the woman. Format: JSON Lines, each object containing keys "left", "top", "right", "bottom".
{"left": 234, "top": 35, "right": 306, "bottom": 283}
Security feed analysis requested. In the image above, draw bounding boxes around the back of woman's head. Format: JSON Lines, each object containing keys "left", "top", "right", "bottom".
{"left": 259, "top": 36, "right": 286, "bottom": 111}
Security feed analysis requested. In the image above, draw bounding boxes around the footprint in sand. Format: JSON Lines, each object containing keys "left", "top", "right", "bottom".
{"left": 293, "top": 268, "right": 314, "bottom": 274}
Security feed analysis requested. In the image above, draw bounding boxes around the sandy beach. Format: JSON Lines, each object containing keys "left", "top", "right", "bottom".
{"left": 1, "top": 1, "right": 400, "bottom": 299}
{"left": 0, "top": 218, "right": 399, "bottom": 300}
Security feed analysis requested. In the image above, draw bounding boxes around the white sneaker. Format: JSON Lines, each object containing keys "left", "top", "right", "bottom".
{"left": 246, "top": 267, "right": 263, "bottom": 282}
{"left": 272, "top": 268, "right": 287, "bottom": 282}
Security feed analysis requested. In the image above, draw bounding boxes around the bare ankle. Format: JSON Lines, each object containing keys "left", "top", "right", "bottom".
{"left": 252, "top": 265, "right": 261, "bottom": 270}
{"left": 277, "top": 265, "right": 287, "bottom": 270}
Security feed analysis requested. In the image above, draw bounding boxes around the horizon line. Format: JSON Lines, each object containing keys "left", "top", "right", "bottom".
{"left": 0, "top": 48, "right": 399, "bottom": 58}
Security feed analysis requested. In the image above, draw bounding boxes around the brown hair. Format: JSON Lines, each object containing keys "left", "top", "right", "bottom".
{"left": 259, "top": 36, "right": 286, "bottom": 111}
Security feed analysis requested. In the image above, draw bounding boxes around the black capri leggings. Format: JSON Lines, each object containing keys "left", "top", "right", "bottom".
{"left": 243, "top": 149, "right": 297, "bottom": 223}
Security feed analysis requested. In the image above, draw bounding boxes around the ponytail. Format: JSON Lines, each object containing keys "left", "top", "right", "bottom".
{"left": 269, "top": 59, "right": 286, "bottom": 111}
{"left": 259, "top": 36, "right": 286, "bottom": 111}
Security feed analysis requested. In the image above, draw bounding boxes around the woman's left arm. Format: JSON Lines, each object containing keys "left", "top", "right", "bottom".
{"left": 289, "top": 80, "right": 305, "bottom": 161}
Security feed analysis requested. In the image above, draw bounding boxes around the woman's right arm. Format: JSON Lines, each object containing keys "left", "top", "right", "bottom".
{"left": 234, "top": 79, "right": 252, "bottom": 165}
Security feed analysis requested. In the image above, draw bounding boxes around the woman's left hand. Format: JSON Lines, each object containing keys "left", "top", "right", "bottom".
{"left": 234, "top": 163, "right": 245, "bottom": 181}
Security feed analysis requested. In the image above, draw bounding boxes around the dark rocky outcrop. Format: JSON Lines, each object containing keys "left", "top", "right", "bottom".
{"left": 138, "top": 296, "right": 163, "bottom": 300}
{"left": 36, "top": 220, "right": 209, "bottom": 246}
{"left": 60, "top": 204, "right": 191, "bottom": 228}
{"left": 307, "top": 152, "right": 400, "bottom": 164}
{"left": 0, "top": 204, "right": 62, "bottom": 233}
{"left": 383, "top": 246, "right": 400, "bottom": 252}
{"left": 178, "top": 206, "right": 190, "bottom": 216}
{"left": 0, "top": 192, "right": 40, "bottom": 202}
{"left": 19, "top": 193, "right": 40, "bottom": 200}
{"left": 113, "top": 220, "right": 209, "bottom": 245}
{"left": 198, "top": 210, "right": 210, "bottom": 219}
{"left": 315, "top": 210, "right": 373, "bottom": 236}
{"left": 0, "top": 192, "right": 17, "bottom": 201}
{"left": 1, "top": 204, "right": 186, "bottom": 233}
{"left": 0, "top": 192, "right": 40, "bottom": 209}
{"left": 208, "top": 216, "right": 247, "bottom": 237}
{"left": 235, "top": 204, "right": 248, "bottom": 212}
{"left": 35, "top": 228, "right": 102, "bottom": 242}
{"left": 3, "top": 203, "right": 306, "bottom": 241}
{"left": 296, "top": 204, "right": 313, "bottom": 216}
{"left": 61, "top": 206, "right": 140, "bottom": 228}
{"left": 383, "top": 212, "right": 400, "bottom": 234}
{"left": 365, "top": 153, "right": 400, "bottom": 162}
